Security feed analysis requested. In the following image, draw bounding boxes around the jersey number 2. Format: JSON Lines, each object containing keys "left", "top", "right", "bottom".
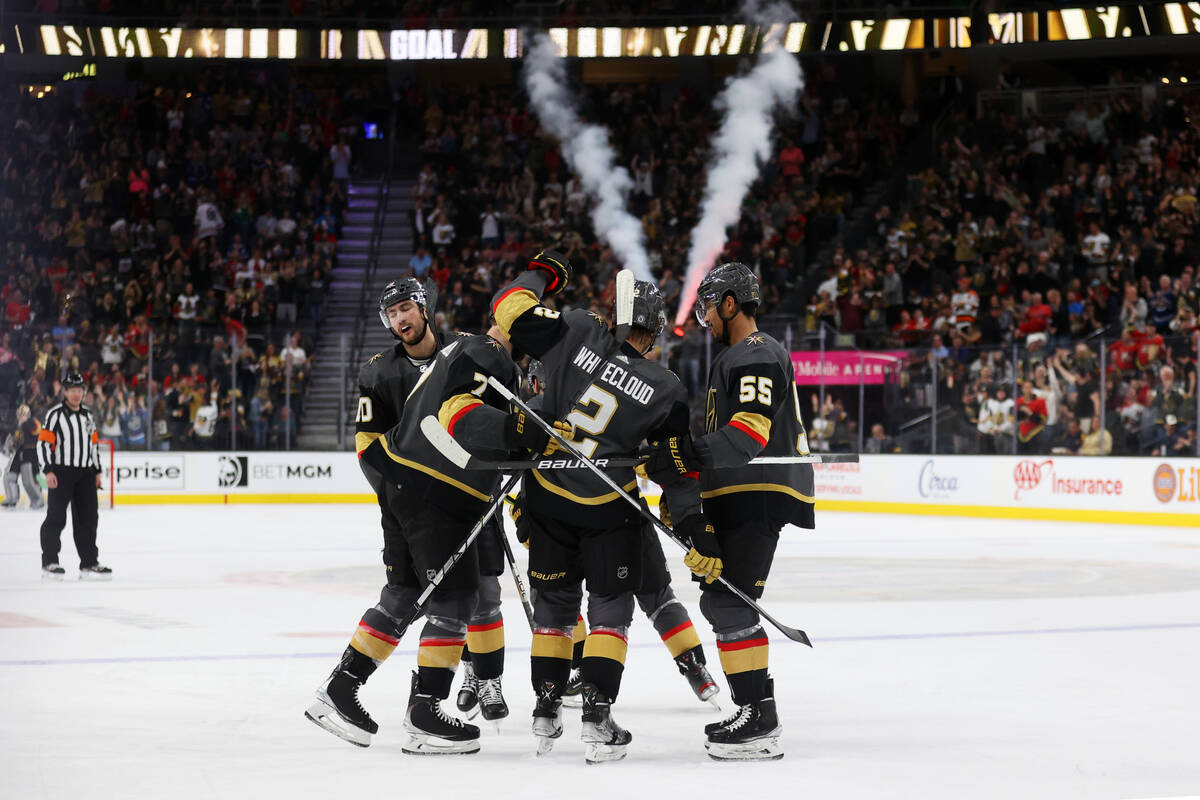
{"left": 565, "top": 385, "right": 618, "bottom": 458}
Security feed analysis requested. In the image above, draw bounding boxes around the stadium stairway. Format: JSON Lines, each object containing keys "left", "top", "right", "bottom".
{"left": 298, "top": 178, "right": 417, "bottom": 449}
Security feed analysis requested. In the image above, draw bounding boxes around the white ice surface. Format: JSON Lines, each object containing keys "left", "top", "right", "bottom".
{"left": 2, "top": 505, "right": 1199, "bottom": 800}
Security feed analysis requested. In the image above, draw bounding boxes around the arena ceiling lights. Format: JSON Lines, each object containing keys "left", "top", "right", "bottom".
{"left": 6, "top": 4, "right": 1199, "bottom": 61}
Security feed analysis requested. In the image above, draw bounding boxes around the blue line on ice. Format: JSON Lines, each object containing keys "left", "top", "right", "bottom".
{"left": 2, "top": 621, "right": 1198, "bottom": 667}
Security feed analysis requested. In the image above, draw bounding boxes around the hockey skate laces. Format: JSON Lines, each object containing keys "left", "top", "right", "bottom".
{"left": 434, "top": 702, "right": 465, "bottom": 728}
{"left": 478, "top": 678, "right": 503, "bottom": 706}
{"left": 723, "top": 705, "right": 754, "bottom": 732}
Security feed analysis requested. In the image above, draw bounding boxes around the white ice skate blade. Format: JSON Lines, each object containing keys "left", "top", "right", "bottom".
{"left": 561, "top": 694, "right": 583, "bottom": 709}
{"left": 41, "top": 572, "right": 65, "bottom": 581}
{"left": 704, "top": 733, "right": 783, "bottom": 761}
{"left": 401, "top": 732, "right": 480, "bottom": 755}
{"left": 304, "top": 698, "right": 371, "bottom": 747}
{"left": 534, "top": 733, "right": 559, "bottom": 756}
{"left": 79, "top": 572, "right": 113, "bottom": 582}
{"left": 584, "top": 742, "right": 628, "bottom": 764}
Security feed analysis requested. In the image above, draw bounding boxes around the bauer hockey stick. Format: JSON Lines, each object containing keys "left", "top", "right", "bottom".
{"left": 392, "top": 473, "right": 522, "bottom": 640}
{"left": 485, "top": 376, "right": 813, "bottom": 646}
{"left": 419, "top": 416, "right": 858, "bottom": 470}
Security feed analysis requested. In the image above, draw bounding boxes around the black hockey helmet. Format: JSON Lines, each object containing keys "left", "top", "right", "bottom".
{"left": 63, "top": 372, "right": 85, "bottom": 389}
{"left": 378, "top": 277, "right": 428, "bottom": 332}
{"left": 630, "top": 280, "right": 666, "bottom": 339}
{"left": 694, "top": 262, "right": 761, "bottom": 327}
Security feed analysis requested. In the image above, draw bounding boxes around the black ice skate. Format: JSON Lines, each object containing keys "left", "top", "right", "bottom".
{"left": 561, "top": 666, "right": 584, "bottom": 708}
{"left": 79, "top": 564, "right": 113, "bottom": 581}
{"left": 305, "top": 659, "right": 378, "bottom": 747}
{"left": 403, "top": 672, "right": 480, "bottom": 755}
{"left": 580, "top": 683, "right": 632, "bottom": 764}
{"left": 531, "top": 679, "right": 563, "bottom": 756}
{"left": 675, "top": 649, "right": 721, "bottom": 707}
{"left": 704, "top": 683, "right": 783, "bottom": 761}
{"left": 456, "top": 660, "right": 479, "bottom": 715}
{"left": 476, "top": 676, "right": 509, "bottom": 723}
{"left": 41, "top": 563, "right": 66, "bottom": 580}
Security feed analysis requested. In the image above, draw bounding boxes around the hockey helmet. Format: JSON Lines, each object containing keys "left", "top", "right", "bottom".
{"left": 378, "top": 277, "right": 428, "bottom": 332}
{"left": 694, "top": 262, "right": 761, "bottom": 327}
{"left": 630, "top": 280, "right": 666, "bottom": 339}
{"left": 63, "top": 372, "right": 86, "bottom": 389}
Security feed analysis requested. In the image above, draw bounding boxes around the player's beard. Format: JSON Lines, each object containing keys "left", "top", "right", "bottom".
{"left": 397, "top": 315, "right": 430, "bottom": 349}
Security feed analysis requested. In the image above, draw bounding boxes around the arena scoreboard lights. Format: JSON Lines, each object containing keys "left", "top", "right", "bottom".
{"left": 4, "top": 4, "right": 1198, "bottom": 61}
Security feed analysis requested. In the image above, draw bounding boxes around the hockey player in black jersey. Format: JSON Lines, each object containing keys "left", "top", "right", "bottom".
{"left": 517, "top": 310, "right": 718, "bottom": 709}
{"left": 305, "top": 279, "right": 511, "bottom": 749}
{"left": 645, "top": 262, "right": 815, "bottom": 761}
{"left": 491, "top": 251, "right": 713, "bottom": 763}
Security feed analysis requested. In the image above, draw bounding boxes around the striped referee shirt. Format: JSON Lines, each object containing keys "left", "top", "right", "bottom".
{"left": 37, "top": 403, "right": 101, "bottom": 473}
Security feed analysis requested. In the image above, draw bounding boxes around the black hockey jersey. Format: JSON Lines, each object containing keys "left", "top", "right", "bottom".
{"left": 698, "top": 331, "right": 815, "bottom": 529}
{"left": 365, "top": 333, "right": 521, "bottom": 521}
{"left": 492, "top": 272, "right": 700, "bottom": 527}
{"left": 354, "top": 334, "right": 453, "bottom": 493}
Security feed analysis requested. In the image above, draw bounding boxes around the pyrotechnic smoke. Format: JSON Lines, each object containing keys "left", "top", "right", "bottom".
{"left": 674, "top": 5, "right": 803, "bottom": 326}
{"left": 523, "top": 34, "right": 652, "bottom": 281}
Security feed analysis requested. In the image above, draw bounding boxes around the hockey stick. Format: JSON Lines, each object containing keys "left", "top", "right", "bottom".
{"left": 420, "top": 415, "right": 858, "bottom": 470}
{"left": 393, "top": 473, "right": 522, "bottom": 640}
{"left": 497, "top": 495, "right": 536, "bottom": 631}
{"left": 486, "top": 376, "right": 813, "bottom": 647}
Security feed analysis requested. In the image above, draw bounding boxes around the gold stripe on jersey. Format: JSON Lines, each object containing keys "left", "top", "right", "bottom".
{"left": 354, "top": 430, "right": 382, "bottom": 455}
{"left": 380, "top": 439, "right": 491, "bottom": 502}
{"left": 530, "top": 469, "right": 638, "bottom": 506}
{"left": 701, "top": 483, "right": 816, "bottom": 504}
{"left": 437, "top": 393, "right": 483, "bottom": 432}
{"left": 729, "top": 411, "right": 772, "bottom": 442}
{"left": 493, "top": 287, "right": 540, "bottom": 337}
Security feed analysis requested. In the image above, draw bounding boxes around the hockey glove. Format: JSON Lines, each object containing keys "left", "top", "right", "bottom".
{"left": 643, "top": 435, "right": 708, "bottom": 485}
{"left": 504, "top": 409, "right": 551, "bottom": 455}
{"left": 676, "top": 514, "right": 722, "bottom": 584}
{"left": 527, "top": 249, "right": 572, "bottom": 297}
{"left": 508, "top": 490, "right": 531, "bottom": 550}
{"left": 541, "top": 420, "right": 578, "bottom": 456}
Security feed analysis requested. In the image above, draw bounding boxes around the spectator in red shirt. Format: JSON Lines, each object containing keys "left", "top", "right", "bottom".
{"left": 1018, "top": 292, "right": 1052, "bottom": 335}
{"left": 1135, "top": 321, "right": 1166, "bottom": 368}
{"left": 1017, "top": 380, "right": 1048, "bottom": 453}
{"left": 5, "top": 291, "right": 32, "bottom": 330}
{"left": 1107, "top": 328, "right": 1139, "bottom": 375}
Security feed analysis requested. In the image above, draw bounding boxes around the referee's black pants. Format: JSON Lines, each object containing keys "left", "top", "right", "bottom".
{"left": 40, "top": 466, "right": 99, "bottom": 568}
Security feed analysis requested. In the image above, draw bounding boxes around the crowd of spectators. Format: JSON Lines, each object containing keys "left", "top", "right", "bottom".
{"left": 399, "top": 66, "right": 912, "bottom": 341}
{"left": 1, "top": 70, "right": 368, "bottom": 450}
{"left": 801, "top": 84, "right": 1199, "bottom": 456}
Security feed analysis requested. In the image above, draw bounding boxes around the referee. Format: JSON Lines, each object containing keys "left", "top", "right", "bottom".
{"left": 37, "top": 373, "right": 112, "bottom": 580}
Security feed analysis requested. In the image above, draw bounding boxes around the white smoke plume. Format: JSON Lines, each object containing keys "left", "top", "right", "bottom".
{"left": 674, "top": 5, "right": 803, "bottom": 325}
{"left": 523, "top": 34, "right": 653, "bottom": 281}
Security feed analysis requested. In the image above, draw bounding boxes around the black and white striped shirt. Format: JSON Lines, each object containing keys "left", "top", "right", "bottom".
{"left": 38, "top": 403, "right": 101, "bottom": 472}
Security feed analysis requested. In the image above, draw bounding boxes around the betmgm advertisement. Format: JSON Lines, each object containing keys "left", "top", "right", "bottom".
{"left": 111, "top": 451, "right": 364, "bottom": 504}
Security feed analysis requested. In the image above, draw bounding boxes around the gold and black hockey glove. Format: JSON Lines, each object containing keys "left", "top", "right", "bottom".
{"left": 676, "top": 514, "right": 722, "bottom": 584}
{"left": 644, "top": 435, "right": 707, "bottom": 485}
